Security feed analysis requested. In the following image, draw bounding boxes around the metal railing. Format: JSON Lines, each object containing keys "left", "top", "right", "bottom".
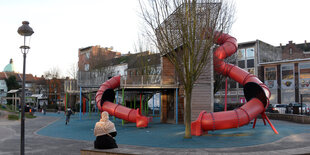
{"left": 120, "top": 75, "right": 177, "bottom": 88}
{"left": 78, "top": 71, "right": 110, "bottom": 87}
{"left": 78, "top": 71, "right": 178, "bottom": 88}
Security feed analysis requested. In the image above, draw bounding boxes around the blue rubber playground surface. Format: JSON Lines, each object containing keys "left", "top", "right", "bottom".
{"left": 36, "top": 112, "right": 310, "bottom": 148}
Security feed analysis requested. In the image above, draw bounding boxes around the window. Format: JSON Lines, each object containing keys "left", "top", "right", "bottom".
{"left": 238, "top": 49, "right": 245, "bottom": 60}
{"left": 289, "top": 48, "right": 293, "bottom": 55}
{"left": 237, "top": 48, "right": 255, "bottom": 89}
{"left": 228, "top": 79, "right": 236, "bottom": 88}
{"left": 238, "top": 60, "right": 245, "bottom": 68}
{"left": 86, "top": 52, "right": 90, "bottom": 59}
{"left": 247, "top": 59, "right": 254, "bottom": 68}
{"left": 84, "top": 64, "right": 89, "bottom": 71}
{"left": 248, "top": 68, "right": 254, "bottom": 74}
{"left": 246, "top": 48, "right": 254, "bottom": 59}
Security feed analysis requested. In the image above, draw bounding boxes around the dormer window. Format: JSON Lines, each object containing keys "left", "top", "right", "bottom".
{"left": 289, "top": 48, "right": 293, "bottom": 55}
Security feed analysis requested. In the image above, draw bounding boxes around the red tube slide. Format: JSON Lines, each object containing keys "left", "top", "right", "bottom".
{"left": 191, "top": 32, "right": 278, "bottom": 136}
{"left": 95, "top": 76, "right": 149, "bottom": 128}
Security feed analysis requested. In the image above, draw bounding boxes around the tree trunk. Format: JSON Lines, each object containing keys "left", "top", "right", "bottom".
{"left": 184, "top": 88, "right": 192, "bottom": 138}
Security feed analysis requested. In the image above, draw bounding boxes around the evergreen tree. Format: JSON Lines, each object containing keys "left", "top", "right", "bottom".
{"left": 5, "top": 76, "right": 20, "bottom": 104}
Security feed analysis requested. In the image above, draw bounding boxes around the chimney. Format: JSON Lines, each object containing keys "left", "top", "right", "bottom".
{"left": 305, "top": 40, "right": 307, "bottom": 44}
{"left": 289, "top": 41, "right": 293, "bottom": 44}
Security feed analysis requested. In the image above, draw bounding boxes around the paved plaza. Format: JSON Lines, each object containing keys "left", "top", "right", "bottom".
{"left": 1, "top": 112, "right": 310, "bottom": 154}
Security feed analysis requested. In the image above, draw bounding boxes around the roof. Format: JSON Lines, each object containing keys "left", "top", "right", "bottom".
{"left": 7, "top": 89, "right": 19, "bottom": 93}
{"left": 296, "top": 42, "right": 310, "bottom": 52}
{"left": 0, "top": 72, "right": 7, "bottom": 80}
{"left": 0, "top": 72, "right": 36, "bottom": 82}
{"left": 276, "top": 41, "right": 310, "bottom": 51}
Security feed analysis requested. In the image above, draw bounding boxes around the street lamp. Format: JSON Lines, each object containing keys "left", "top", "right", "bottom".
{"left": 55, "top": 89, "right": 57, "bottom": 105}
{"left": 17, "top": 21, "right": 34, "bottom": 155}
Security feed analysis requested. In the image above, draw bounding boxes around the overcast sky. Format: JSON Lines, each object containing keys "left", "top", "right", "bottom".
{"left": 0, "top": 0, "right": 309, "bottom": 78}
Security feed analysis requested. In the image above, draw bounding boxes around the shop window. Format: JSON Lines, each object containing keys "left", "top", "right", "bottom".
{"left": 265, "top": 67, "right": 276, "bottom": 80}
{"left": 282, "top": 65, "right": 294, "bottom": 80}
{"left": 299, "top": 63, "right": 310, "bottom": 88}
{"left": 281, "top": 64, "right": 294, "bottom": 89}
{"left": 265, "top": 67, "right": 277, "bottom": 89}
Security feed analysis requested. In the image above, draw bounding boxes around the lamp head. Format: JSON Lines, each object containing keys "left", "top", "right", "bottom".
{"left": 18, "top": 21, "right": 34, "bottom": 36}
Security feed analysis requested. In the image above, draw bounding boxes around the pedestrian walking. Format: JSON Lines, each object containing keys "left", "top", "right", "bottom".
{"left": 42, "top": 102, "right": 47, "bottom": 115}
{"left": 65, "top": 107, "right": 73, "bottom": 125}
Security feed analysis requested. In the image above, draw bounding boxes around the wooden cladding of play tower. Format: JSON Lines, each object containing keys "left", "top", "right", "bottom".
{"left": 161, "top": 56, "right": 213, "bottom": 123}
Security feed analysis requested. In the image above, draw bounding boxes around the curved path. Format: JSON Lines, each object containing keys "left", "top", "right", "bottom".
{"left": 0, "top": 115, "right": 92, "bottom": 155}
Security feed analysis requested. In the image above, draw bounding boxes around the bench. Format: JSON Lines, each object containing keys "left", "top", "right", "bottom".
{"left": 80, "top": 147, "right": 139, "bottom": 155}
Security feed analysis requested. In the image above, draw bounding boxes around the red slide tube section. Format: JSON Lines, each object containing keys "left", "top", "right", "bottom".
{"left": 191, "top": 32, "right": 278, "bottom": 136}
{"left": 95, "top": 76, "right": 149, "bottom": 128}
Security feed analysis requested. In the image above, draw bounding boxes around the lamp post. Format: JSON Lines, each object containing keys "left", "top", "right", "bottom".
{"left": 55, "top": 89, "right": 57, "bottom": 105}
{"left": 17, "top": 21, "right": 34, "bottom": 155}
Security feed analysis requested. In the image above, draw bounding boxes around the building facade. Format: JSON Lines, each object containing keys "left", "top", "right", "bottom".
{"left": 260, "top": 41, "right": 310, "bottom": 104}
{"left": 215, "top": 40, "right": 281, "bottom": 106}
{"left": 78, "top": 45, "right": 121, "bottom": 72}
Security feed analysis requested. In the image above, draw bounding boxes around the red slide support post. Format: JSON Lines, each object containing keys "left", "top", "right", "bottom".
{"left": 95, "top": 76, "right": 149, "bottom": 128}
{"left": 191, "top": 32, "right": 278, "bottom": 136}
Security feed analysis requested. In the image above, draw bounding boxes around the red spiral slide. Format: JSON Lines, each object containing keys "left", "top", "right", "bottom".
{"left": 191, "top": 32, "right": 279, "bottom": 136}
{"left": 95, "top": 76, "right": 149, "bottom": 128}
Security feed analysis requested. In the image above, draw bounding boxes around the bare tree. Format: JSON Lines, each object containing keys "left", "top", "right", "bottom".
{"left": 132, "top": 35, "right": 162, "bottom": 85}
{"left": 214, "top": 52, "right": 237, "bottom": 94}
{"left": 44, "top": 67, "right": 62, "bottom": 79}
{"left": 67, "top": 63, "right": 78, "bottom": 79}
{"left": 139, "top": 0, "right": 235, "bottom": 138}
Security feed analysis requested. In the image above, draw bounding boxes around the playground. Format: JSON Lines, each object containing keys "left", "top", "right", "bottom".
{"left": 36, "top": 112, "right": 310, "bottom": 149}
{"left": 34, "top": 32, "right": 310, "bottom": 153}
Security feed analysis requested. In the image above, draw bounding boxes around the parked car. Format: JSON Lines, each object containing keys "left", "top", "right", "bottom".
{"left": 266, "top": 104, "right": 288, "bottom": 114}
{"left": 214, "top": 103, "right": 224, "bottom": 112}
{"left": 265, "top": 104, "right": 277, "bottom": 113}
{"left": 292, "top": 103, "right": 310, "bottom": 115}
{"left": 274, "top": 104, "right": 288, "bottom": 114}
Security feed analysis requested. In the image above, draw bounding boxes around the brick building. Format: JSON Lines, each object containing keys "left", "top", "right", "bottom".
{"left": 78, "top": 45, "right": 121, "bottom": 72}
